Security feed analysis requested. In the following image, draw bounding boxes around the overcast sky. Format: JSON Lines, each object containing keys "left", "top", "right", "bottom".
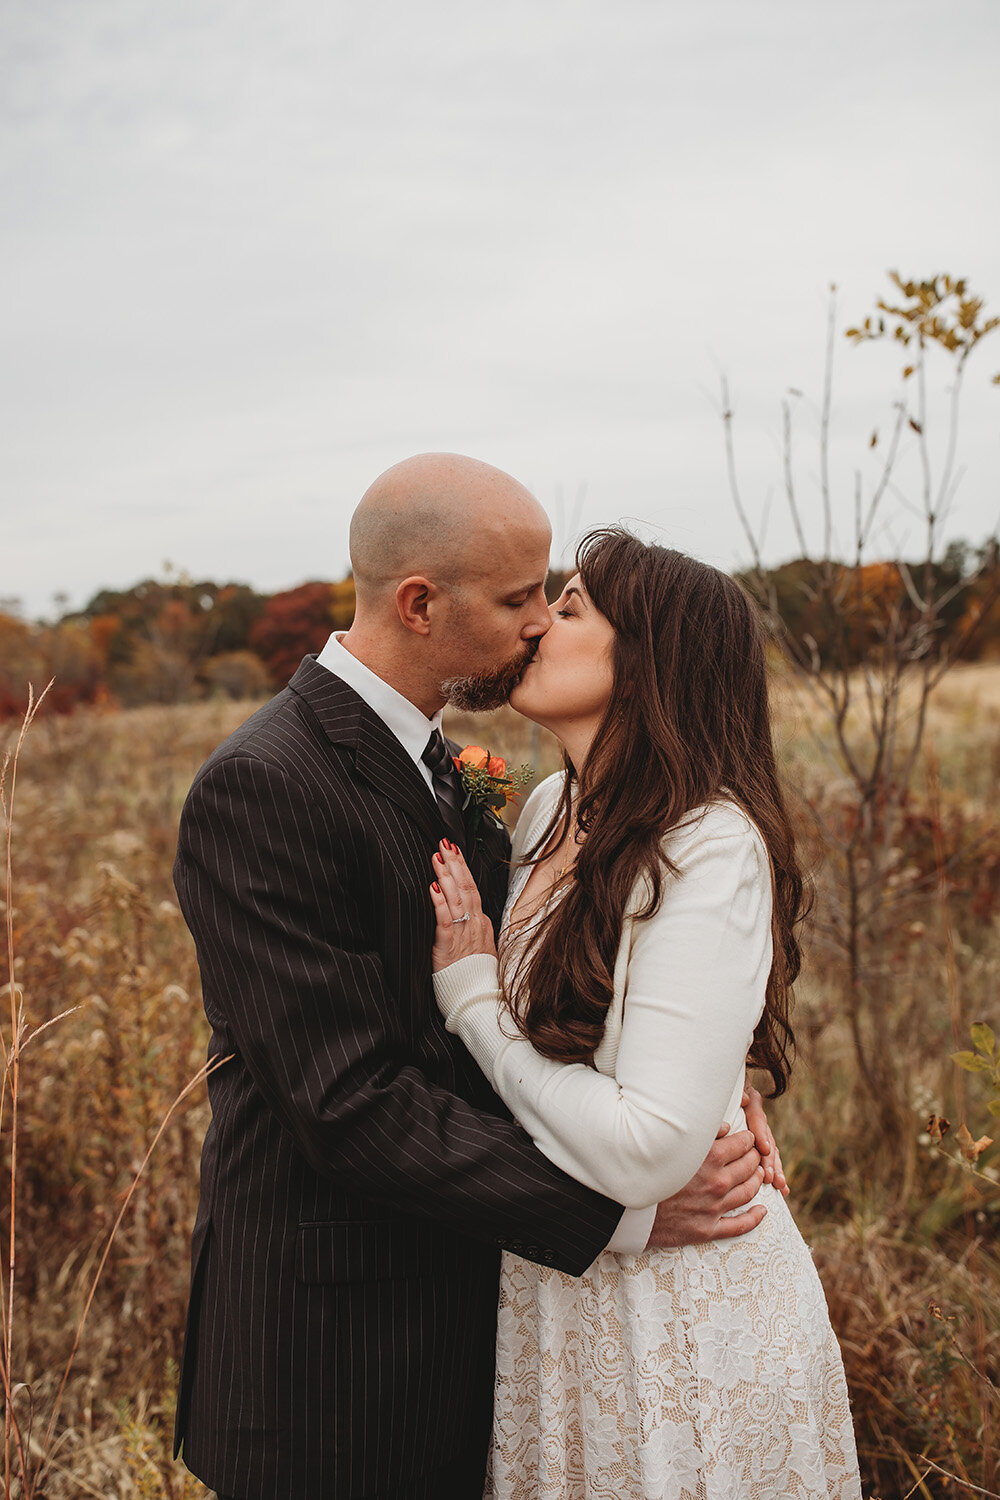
{"left": 4, "top": 0, "right": 999, "bottom": 619}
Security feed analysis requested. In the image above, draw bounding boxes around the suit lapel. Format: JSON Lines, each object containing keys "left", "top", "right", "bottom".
{"left": 288, "top": 656, "right": 458, "bottom": 851}
{"left": 355, "top": 712, "right": 447, "bottom": 846}
{"left": 288, "top": 656, "right": 512, "bottom": 898}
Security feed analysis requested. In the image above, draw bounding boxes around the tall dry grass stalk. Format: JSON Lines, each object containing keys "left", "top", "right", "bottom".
{"left": 1, "top": 683, "right": 53, "bottom": 1493}
{"left": 1, "top": 690, "right": 226, "bottom": 1499}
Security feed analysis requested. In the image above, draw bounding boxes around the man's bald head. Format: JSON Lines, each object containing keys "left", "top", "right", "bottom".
{"left": 349, "top": 453, "right": 549, "bottom": 602}
{"left": 341, "top": 454, "right": 554, "bottom": 715}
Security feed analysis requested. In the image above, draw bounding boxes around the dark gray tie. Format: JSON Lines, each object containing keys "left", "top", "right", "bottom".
{"left": 421, "top": 730, "right": 467, "bottom": 846}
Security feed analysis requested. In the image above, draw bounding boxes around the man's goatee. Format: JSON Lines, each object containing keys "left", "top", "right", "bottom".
{"left": 441, "top": 644, "right": 536, "bottom": 713}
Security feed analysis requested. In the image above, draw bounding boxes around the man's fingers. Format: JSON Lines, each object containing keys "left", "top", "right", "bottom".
{"left": 743, "top": 1098, "right": 774, "bottom": 1160}
{"left": 742, "top": 1084, "right": 770, "bottom": 1133}
{"left": 707, "top": 1128, "right": 756, "bottom": 1167}
{"left": 715, "top": 1138, "right": 761, "bottom": 1182}
{"left": 772, "top": 1145, "right": 789, "bottom": 1195}
{"left": 741, "top": 1088, "right": 777, "bottom": 1185}
{"left": 718, "top": 1150, "right": 762, "bottom": 1197}
{"left": 719, "top": 1169, "right": 765, "bottom": 1214}
{"left": 714, "top": 1122, "right": 732, "bottom": 1140}
{"left": 711, "top": 1204, "right": 767, "bottom": 1239}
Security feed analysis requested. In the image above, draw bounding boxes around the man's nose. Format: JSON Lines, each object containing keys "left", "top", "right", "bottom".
{"left": 522, "top": 600, "right": 553, "bottom": 639}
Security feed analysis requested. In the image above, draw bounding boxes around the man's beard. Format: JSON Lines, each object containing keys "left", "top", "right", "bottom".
{"left": 441, "top": 641, "right": 537, "bottom": 713}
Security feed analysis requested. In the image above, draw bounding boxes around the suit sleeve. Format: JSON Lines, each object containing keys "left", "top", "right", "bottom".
{"left": 174, "top": 752, "right": 624, "bottom": 1273}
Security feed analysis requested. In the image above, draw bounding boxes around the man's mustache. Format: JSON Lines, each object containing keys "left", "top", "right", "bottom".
{"left": 441, "top": 637, "right": 541, "bottom": 713}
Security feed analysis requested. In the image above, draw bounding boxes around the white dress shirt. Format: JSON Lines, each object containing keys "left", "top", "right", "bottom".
{"left": 313, "top": 636, "right": 651, "bottom": 1255}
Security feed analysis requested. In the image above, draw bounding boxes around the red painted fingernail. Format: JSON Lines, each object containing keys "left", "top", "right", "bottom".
{"left": 432, "top": 881, "right": 441, "bottom": 893}
{"left": 433, "top": 852, "right": 443, "bottom": 864}
{"left": 445, "top": 840, "right": 455, "bottom": 851}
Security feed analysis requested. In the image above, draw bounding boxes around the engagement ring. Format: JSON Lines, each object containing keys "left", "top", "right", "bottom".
{"left": 453, "top": 912, "right": 471, "bottom": 923}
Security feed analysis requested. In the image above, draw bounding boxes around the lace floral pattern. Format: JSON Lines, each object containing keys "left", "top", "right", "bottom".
{"left": 488, "top": 1194, "right": 862, "bottom": 1499}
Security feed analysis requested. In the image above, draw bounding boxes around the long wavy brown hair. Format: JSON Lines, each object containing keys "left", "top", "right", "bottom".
{"left": 502, "top": 528, "right": 808, "bottom": 1096}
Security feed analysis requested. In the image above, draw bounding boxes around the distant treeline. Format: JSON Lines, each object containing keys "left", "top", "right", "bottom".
{"left": 737, "top": 539, "right": 1000, "bottom": 669}
{"left": 0, "top": 576, "right": 356, "bottom": 716}
{"left": 3, "top": 542, "right": 999, "bottom": 717}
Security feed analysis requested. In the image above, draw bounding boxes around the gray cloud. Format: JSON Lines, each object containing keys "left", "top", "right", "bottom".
{"left": 3, "top": 0, "right": 998, "bottom": 615}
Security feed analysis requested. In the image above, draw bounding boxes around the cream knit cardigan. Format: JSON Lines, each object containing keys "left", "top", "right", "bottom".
{"left": 433, "top": 773, "right": 773, "bottom": 1210}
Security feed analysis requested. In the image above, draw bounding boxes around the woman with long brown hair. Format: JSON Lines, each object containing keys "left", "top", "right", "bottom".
{"left": 429, "top": 529, "right": 861, "bottom": 1499}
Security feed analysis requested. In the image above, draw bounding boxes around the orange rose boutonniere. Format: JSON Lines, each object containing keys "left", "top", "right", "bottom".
{"left": 453, "top": 744, "right": 533, "bottom": 840}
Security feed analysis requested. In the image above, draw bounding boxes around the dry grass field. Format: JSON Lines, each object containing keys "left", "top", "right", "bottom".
{"left": 2, "top": 665, "right": 999, "bottom": 1497}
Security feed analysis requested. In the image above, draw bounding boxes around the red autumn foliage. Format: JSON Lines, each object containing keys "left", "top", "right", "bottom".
{"left": 249, "top": 581, "right": 339, "bottom": 687}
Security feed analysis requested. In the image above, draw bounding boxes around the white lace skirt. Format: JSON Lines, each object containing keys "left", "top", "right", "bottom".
{"left": 487, "top": 1187, "right": 862, "bottom": 1500}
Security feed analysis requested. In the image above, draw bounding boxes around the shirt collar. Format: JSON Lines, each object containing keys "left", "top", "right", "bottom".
{"left": 315, "top": 632, "right": 444, "bottom": 768}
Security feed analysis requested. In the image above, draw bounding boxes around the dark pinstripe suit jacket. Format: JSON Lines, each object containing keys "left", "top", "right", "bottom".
{"left": 172, "top": 655, "right": 623, "bottom": 1499}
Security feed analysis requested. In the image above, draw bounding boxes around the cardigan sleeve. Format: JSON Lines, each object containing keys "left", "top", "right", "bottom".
{"left": 433, "top": 805, "right": 773, "bottom": 1209}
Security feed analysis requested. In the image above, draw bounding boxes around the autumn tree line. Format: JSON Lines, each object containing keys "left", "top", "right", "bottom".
{"left": 0, "top": 575, "right": 356, "bottom": 716}
{"left": 1, "top": 539, "right": 998, "bottom": 719}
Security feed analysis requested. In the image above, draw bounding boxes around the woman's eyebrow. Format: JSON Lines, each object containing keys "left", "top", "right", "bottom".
{"left": 563, "top": 585, "right": 587, "bottom": 607}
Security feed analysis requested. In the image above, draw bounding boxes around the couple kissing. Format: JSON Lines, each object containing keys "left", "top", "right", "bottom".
{"left": 172, "top": 453, "right": 861, "bottom": 1500}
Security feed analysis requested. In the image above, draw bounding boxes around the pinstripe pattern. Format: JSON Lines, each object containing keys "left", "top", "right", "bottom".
{"left": 173, "top": 656, "right": 623, "bottom": 1500}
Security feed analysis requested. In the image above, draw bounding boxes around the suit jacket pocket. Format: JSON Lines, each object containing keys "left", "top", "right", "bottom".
{"left": 295, "top": 1219, "right": 477, "bottom": 1284}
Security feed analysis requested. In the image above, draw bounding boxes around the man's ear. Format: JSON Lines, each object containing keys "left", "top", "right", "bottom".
{"left": 395, "top": 576, "right": 438, "bottom": 635}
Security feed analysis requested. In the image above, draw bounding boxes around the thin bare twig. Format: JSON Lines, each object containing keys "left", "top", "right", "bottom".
{"left": 860, "top": 403, "right": 906, "bottom": 550}
{"left": 900, "top": 1462, "right": 935, "bottom": 1500}
{"left": 781, "top": 399, "right": 810, "bottom": 557}
{"left": 917, "top": 1454, "right": 1000, "bottom": 1499}
{"left": 820, "top": 289, "right": 836, "bottom": 561}
{"left": 720, "top": 377, "right": 764, "bottom": 573}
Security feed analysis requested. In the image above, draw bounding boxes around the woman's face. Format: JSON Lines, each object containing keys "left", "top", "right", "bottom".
{"left": 509, "top": 573, "right": 617, "bottom": 738}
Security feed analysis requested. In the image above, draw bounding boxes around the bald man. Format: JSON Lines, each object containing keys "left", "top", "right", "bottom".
{"left": 172, "top": 455, "right": 775, "bottom": 1500}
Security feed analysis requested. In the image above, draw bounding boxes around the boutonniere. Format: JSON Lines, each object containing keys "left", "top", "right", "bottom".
{"left": 453, "top": 745, "right": 533, "bottom": 841}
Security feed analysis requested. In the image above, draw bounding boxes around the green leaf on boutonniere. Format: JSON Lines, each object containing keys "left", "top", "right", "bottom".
{"left": 453, "top": 745, "right": 533, "bottom": 843}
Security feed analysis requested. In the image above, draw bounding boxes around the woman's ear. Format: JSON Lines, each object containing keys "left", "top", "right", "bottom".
{"left": 395, "top": 576, "right": 438, "bottom": 635}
